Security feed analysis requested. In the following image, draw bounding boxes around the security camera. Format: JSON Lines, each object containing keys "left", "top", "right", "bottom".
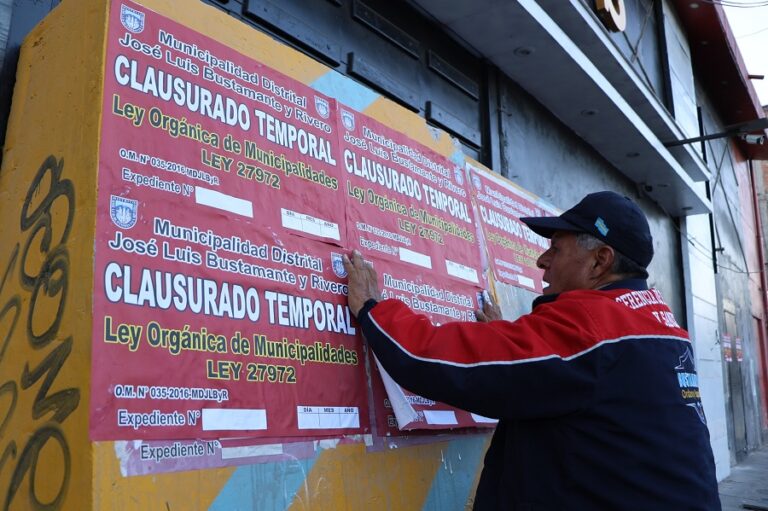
{"left": 741, "top": 134, "right": 765, "bottom": 145}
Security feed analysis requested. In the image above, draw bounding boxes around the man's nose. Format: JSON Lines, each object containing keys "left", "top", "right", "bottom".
{"left": 536, "top": 251, "right": 549, "bottom": 269}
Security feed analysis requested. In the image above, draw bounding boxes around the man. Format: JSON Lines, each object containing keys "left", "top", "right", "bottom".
{"left": 343, "top": 191, "right": 720, "bottom": 510}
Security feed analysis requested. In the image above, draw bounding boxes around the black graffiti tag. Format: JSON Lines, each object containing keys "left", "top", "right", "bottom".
{"left": 6, "top": 427, "right": 70, "bottom": 510}
{"left": 2, "top": 155, "right": 78, "bottom": 511}
{"left": 20, "top": 156, "right": 73, "bottom": 349}
{"left": 0, "top": 246, "right": 20, "bottom": 364}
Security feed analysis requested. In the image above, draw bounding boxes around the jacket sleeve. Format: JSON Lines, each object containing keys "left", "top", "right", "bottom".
{"left": 359, "top": 297, "right": 602, "bottom": 420}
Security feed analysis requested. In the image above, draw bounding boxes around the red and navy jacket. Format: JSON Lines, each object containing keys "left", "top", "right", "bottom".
{"left": 358, "top": 279, "right": 720, "bottom": 510}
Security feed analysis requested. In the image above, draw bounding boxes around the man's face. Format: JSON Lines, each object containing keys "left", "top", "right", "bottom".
{"left": 536, "top": 231, "right": 598, "bottom": 295}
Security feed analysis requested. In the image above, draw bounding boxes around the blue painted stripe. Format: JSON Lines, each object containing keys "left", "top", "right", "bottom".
{"left": 208, "top": 456, "right": 317, "bottom": 511}
{"left": 421, "top": 434, "right": 489, "bottom": 511}
{"left": 311, "top": 70, "right": 380, "bottom": 112}
{"left": 450, "top": 149, "right": 466, "bottom": 167}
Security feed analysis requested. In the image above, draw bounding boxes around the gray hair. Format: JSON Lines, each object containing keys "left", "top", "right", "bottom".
{"left": 575, "top": 233, "right": 648, "bottom": 278}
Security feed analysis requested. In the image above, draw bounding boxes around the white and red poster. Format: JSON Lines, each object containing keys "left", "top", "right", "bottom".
{"left": 722, "top": 334, "right": 733, "bottom": 362}
{"left": 340, "top": 111, "right": 483, "bottom": 287}
{"left": 91, "top": 1, "right": 366, "bottom": 440}
{"left": 369, "top": 258, "right": 496, "bottom": 431}
{"left": 467, "top": 162, "right": 557, "bottom": 294}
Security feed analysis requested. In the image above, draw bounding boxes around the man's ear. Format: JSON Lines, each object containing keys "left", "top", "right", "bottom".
{"left": 592, "top": 245, "right": 615, "bottom": 276}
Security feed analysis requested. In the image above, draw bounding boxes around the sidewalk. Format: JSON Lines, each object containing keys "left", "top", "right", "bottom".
{"left": 719, "top": 446, "right": 768, "bottom": 511}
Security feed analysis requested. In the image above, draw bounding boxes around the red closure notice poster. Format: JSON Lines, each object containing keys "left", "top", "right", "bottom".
{"left": 91, "top": 1, "right": 366, "bottom": 440}
{"left": 340, "top": 110, "right": 483, "bottom": 287}
{"left": 369, "top": 258, "right": 496, "bottom": 431}
{"left": 466, "top": 162, "right": 557, "bottom": 294}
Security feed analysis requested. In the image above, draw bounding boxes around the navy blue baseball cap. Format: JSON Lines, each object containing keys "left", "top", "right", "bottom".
{"left": 520, "top": 191, "right": 654, "bottom": 268}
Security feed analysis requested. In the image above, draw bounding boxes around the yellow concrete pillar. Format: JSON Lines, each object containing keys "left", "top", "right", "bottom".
{"left": 0, "top": 0, "right": 108, "bottom": 508}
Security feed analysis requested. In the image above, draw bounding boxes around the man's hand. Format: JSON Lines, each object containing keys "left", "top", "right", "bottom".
{"left": 475, "top": 291, "right": 502, "bottom": 322}
{"left": 342, "top": 250, "right": 381, "bottom": 318}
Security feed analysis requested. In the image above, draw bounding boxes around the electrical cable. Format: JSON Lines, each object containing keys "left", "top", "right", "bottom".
{"left": 698, "top": 0, "right": 768, "bottom": 8}
{"left": 735, "top": 25, "right": 768, "bottom": 39}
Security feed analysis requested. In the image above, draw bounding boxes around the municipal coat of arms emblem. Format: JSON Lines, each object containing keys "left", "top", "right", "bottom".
{"left": 454, "top": 166, "right": 465, "bottom": 185}
{"left": 120, "top": 5, "right": 145, "bottom": 33}
{"left": 341, "top": 109, "right": 355, "bottom": 131}
{"left": 472, "top": 173, "right": 482, "bottom": 190}
{"left": 110, "top": 195, "right": 138, "bottom": 229}
{"left": 331, "top": 252, "right": 347, "bottom": 278}
{"left": 314, "top": 96, "right": 330, "bottom": 119}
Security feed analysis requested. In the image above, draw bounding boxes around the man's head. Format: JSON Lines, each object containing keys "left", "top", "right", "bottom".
{"left": 521, "top": 191, "right": 653, "bottom": 294}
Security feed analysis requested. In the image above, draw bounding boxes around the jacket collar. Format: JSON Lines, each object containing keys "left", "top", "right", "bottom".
{"left": 532, "top": 278, "right": 648, "bottom": 310}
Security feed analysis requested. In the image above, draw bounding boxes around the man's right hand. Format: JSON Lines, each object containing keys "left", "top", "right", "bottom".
{"left": 475, "top": 292, "right": 502, "bottom": 322}
{"left": 342, "top": 250, "right": 380, "bottom": 318}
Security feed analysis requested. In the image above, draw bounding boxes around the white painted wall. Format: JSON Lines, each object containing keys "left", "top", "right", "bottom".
{"left": 681, "top": 211, "right": 731, "bottom": 480}
{"left": 662, "top": 1, "right": 699, "bottom": 139}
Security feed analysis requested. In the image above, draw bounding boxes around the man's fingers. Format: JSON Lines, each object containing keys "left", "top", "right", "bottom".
{"left": 342, "top": 254, "right": 353, "bottom": 273}
{"left": 480, "top": 299, "right": 502, "bottom": 322}
{"left": 352, "top": 249, "right": 366, "bottom": 268}
{"left": 475, "top": 309, "right": 487, "bottom": 322}
{"left": 365, "top": 259, "right": 376, "bottom": 279}
{"left": 343, "top": 250, "right": 368, "bottom": 275}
